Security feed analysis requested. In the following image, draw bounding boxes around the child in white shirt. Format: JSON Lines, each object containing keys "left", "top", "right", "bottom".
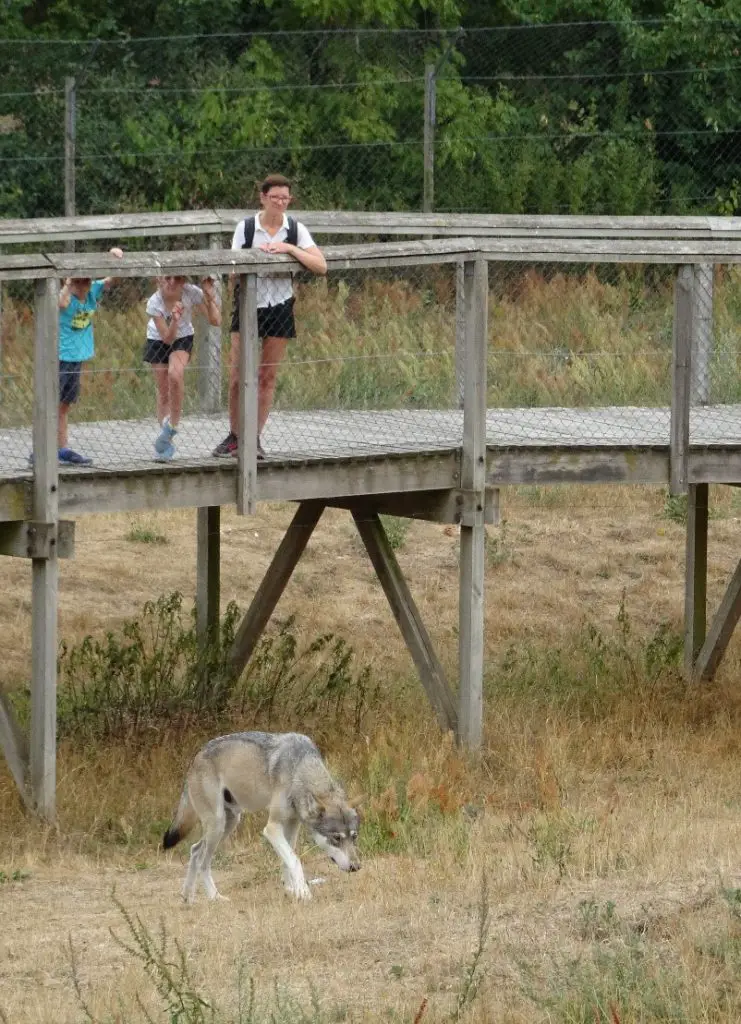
{"left": 144, "top": 274, "right": 220, "bottom": 460}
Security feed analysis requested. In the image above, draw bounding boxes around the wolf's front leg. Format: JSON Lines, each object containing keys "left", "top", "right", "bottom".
{"left": 263, "top": 821, "right": 312, "bottom": 900}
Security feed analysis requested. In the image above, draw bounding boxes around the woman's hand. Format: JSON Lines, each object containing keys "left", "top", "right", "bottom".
{"left": 260, "top": 241, "right": 293, "bottom": 255}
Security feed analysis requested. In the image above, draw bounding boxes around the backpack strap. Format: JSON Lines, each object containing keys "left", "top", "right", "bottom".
{"left": 286, "top": 216, "right": 299, "bottom": 247}
{"left": 240, "top": 216, "right": 256, "bottom": 249}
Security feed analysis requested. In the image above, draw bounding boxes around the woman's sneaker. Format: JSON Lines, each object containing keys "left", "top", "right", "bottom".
{"left": 212, "top": 432, "right": 238, "bottom": 458}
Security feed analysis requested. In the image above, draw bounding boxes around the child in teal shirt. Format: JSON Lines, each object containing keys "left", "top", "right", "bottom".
{"left": 55, "top": 247, "right": 123, "bottom": 464}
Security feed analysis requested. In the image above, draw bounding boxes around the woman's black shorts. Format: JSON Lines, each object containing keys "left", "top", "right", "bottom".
{"left": 143, "top": 334, "right": 194, "bottom": 365}
{"left": 230, "top": 293, "right": 296, "bottom": 339}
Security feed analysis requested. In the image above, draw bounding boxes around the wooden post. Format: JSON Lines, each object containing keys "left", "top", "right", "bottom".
{"left": 199, "top": 233, "right": 223, "bottom": 414}
{"left": 454, "top": 259, "right": 465, "bottom": 409}
{"left": 684, "top": 483, "right": 708, "bottom": 676}
{"left": 236, "top": 273, "right": 258, "bottom": 516}
{"left": 670, "top": 265, "right": 693, "bottom": 496}
{"left": 691, "top": 264, "right": 714, "bottom": 406}
{"left": 0, "top": 253, "right": 3, "bottom": 409}
{"left": 31, "top": 277, "right": 60, "bottom": 820}
{"left": 196, "top": 506, "right": 220, "bottom": 647}
{"left": 423, "top": 64, "right": 436, "bottom": 214}
{"left": 458, "top": 257, "right": 488, "bottom": 750}
{"left": 64, "top": 77, "right": 76, "bottom": 251}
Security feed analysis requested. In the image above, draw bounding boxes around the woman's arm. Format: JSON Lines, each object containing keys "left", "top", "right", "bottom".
{"left": 260, "top": 241, "right": 327, "bottom": 276}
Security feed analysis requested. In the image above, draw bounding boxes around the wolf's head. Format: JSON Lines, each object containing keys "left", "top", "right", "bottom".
{"left": 304, "top": 793, "right": 361, "bottom": 872}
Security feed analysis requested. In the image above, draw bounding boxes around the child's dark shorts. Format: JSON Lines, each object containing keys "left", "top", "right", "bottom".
{"left": 59, "top": 361, "right": 83, "bottom": 405}
{"left": 143, "top": 334, "right": 194, "bottom": 365}
{"left": 230, "top": 293, "right": 296, "bottom": 339}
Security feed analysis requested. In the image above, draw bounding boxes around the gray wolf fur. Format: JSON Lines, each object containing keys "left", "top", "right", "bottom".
{"left": 163, "top": 731, "right": 360, "bottom": 902}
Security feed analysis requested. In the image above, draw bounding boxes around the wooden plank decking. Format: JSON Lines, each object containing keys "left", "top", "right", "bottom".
{"left": 1, "top": 404, "right": 740, "bottom": 520}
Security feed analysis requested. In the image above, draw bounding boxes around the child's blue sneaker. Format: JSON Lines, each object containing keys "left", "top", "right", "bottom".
{"left": 154, "top": 417, "right": 177, "bottom": 454}
{"left": 154, "top": 442, "right": 175, "bottom": 462}
{"left": 58, "top": 447, "right": 93, "bottom": 466}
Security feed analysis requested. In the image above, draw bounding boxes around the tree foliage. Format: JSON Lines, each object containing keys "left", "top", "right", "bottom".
{"left": 1, "top": 0, "right": 741, "bottom": 217}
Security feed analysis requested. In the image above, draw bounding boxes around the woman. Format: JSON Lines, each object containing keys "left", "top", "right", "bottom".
{"left": 212, "top": 174, "right": 327, "bottom": 459}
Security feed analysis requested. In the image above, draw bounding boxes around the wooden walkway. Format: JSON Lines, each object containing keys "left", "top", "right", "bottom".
{"left": 2, "top": 403, "right": 741, "bottom": 519}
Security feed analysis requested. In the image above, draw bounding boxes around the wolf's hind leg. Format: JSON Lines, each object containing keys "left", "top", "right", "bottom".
{"left": 198, "top": 810, "right": 229, "bottom": 900}
{"left": 201, "top": 806, "right": 241, "bottom": 901}
{"left": 182, "top": 838, "right": 205, "bottom": 903}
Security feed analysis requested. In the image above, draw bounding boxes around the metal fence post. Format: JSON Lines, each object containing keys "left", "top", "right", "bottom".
{"left": 64, "top": 77, "right": 76, "bottom": 250}
{"left": 423, "top": 64, "right": 436, "bottom": 213}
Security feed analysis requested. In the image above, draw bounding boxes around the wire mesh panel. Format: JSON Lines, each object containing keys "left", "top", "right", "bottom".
{"left": 485, "top": 260, "right": 676, "bottom": 450}
{"left": 0, "top": 278, "right": 36, "bottom": 473}
{"left": 693, "top": 263, "right": 741, "bottom": 443}
{"left": 1, "top": 255, "right": 467, "bottom": 476}
{"left": 1, "top": 269, "right": 228, "bottom": 472}
{"left": 233, "top": 263, "right": 461, "bottom": 460}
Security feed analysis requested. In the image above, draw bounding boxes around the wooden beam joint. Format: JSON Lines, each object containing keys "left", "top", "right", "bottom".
{"left": 0, "top": 519, "right": 75, "bottom": 560}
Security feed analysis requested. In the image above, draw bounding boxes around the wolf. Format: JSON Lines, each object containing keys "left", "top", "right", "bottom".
{"left": 162, "top": 731, "right": 361, "bottom": 902}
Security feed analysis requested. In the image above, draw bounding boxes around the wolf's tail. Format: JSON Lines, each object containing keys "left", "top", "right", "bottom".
{"left": 162, "top": 785, "right": 197, "bottom": 850}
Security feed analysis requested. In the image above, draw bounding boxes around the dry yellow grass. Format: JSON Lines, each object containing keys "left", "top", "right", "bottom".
{"left": 3, "top": 485, "right": 741, "bottom": 1020}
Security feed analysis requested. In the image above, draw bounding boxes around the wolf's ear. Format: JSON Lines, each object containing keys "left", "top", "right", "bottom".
{"left": 349, "top": 793, "right": 366, "bottom": 821}
{"left": 298, "top": 792, "right": 324, "bottom": 821}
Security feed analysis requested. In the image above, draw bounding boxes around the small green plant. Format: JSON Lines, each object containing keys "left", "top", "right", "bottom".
{"left": 578, "top": 897, "right": 620, "bottom": 941}
{"left": 527, "top": 815, "right": 573, "bottom": 878}
{"left": 125, "top": 524, "right": 169, "bottom": 545}
{"left": 662, "top": 490, "right": 688, "bottom": 524}
{"left": 0, "top": 869, "right": 29, "bottom": 884}
{"left": 485, "top": 519, "right": 513, "bottom": 567}
{"left": 380, "top": 514, "right": 411, "bottom": 552}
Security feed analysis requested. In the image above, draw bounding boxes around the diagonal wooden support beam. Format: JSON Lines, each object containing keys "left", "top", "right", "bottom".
{"left": 693, "top": 553, "right": 741, "bottom": 683}
{"left": 352, "top": 509, "right": 457, "bottom": 734}
{"left": 684, "top": 483, "right": 708, "bottom": 676}
{"left": 0, "top": 691, "right": 30, "bottom": 809}
{"left": 228, "top": 500, "right": 325, "bottom": 679}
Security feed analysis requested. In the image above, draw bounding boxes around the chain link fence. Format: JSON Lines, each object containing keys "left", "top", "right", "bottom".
{"left": 3, "top": 249, "right": 741, "bottom": 482}
{"left": 0, "top": 254, "right": 464, "bottom": 475}
{"left": 2, "top": 21, "right": 741, "bottom": 219}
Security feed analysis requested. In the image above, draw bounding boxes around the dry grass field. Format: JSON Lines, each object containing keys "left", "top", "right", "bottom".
{"left": 3, "top": 484, "right": 741, "bottom": 1021}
